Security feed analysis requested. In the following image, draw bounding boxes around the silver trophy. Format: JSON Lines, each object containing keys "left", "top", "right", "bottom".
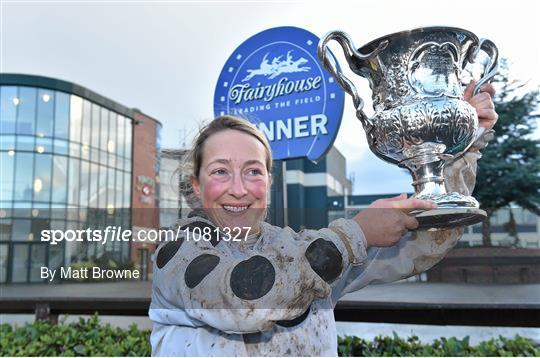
{"left": 318, "top": 27, "right": 498, "bottom": 229}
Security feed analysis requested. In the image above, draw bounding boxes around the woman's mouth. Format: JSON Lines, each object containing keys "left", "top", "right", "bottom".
{"left": 222, "top": 205, "right": 250, "bottom": 213}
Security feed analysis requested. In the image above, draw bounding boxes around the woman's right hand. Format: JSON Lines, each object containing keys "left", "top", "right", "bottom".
{"left": 353, "top": 193, "right": 436, "bottom": 247}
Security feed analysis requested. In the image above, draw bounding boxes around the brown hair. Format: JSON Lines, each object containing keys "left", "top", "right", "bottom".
{"left": 189, "top": 115, "right": 273, "bottom": 178}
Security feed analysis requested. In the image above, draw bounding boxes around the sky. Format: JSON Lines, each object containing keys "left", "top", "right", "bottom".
{"left": 2, "top": 0, "right": 539, "bottom": 195}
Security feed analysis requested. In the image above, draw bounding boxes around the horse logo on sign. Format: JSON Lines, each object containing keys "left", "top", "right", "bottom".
{"left": 242, "top": 51, "right": 311, "bottom": 81}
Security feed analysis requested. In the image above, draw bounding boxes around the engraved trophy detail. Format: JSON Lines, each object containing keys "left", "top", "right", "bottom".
{"left": 318, "top": 27, "right": 498, "bottom": 229}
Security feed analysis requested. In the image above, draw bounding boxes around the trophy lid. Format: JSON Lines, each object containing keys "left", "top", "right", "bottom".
{"left": 358, "top": 26, "right": 480, "bottom": 53}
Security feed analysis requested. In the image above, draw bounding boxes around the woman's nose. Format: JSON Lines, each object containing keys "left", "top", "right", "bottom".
{"left": 229, "top": 174, "right": 248, "bottom": 197}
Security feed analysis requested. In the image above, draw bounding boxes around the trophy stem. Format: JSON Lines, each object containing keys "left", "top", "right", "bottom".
{"left": 406, "top": 159, "right": 480, "bottom": 209}
{"left": 410, "top": 160, "right": 446, "bottom": 198}
{"left": 407, "top": 159, "right": 486, "bottom": 229}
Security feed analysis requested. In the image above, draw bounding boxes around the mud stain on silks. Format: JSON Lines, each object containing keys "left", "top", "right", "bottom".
{"left": 411, "top": 227, "right": 463, "bottom": 275}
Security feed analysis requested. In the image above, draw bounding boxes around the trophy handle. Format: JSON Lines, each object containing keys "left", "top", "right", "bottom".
{"left": 471, "top": 38, "right": 499, "bottom": 95}
{"left": 317, "top": 30, "right": 387, "bottom": 129}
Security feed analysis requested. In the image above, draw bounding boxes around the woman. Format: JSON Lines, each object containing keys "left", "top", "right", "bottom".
{"left": 150, "top": 82, "right": 497, "bottom": 356}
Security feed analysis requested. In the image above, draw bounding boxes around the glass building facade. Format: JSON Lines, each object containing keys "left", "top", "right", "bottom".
{"left": 0, "top": 74, "right": 134, "bottom": 283}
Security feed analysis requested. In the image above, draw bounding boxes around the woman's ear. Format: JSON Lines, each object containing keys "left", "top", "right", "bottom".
{"left": 191, "top": 175, "right": 201, "bottom": 195}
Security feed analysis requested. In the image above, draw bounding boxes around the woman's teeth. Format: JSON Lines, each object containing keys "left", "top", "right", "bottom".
{"left": 223, "top": 205, "right": 248, "bottom": 212}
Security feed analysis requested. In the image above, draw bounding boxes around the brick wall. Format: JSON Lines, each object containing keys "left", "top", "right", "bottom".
{"left": 131, "top": 111, "right": 160, "bottom": 279}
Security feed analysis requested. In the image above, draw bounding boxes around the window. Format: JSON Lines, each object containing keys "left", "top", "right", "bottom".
{"left": 81, "top": 99, "right": 92, "bottom": 160}
{"left": 107, "top": 168, "right": 115, "bottom": 211}
{"left": 33, "top": 153, "right": 52, "bottom": 202}
{"left": 0, "top": 134, "right": 15, "bottom": 151}
{"left": 70, "top": 96, "right": 83, "bottom": 145}
{"left": 100, "top": 108, "right": 109, "bottom": 165}
{"left": 16, "top": 134, "right": 35, "bottom": 151}
{"left": 124, "top": 118, "right": 132, "bottom": 169}
{"left": 36, "top": 89, "right": 54, "bottom": 137}
{"left": 123, "top": 172, "right": 131, "bottom": 209}
{"left": 80, "top": 160, "right": 90, "bottom": 207}
{"left": 53, "top": 138, "right": 68, "bottom": 155}
{"left": 13, "top": 152, "right": 34, "bottom": 201}
{"left": 89, "top": 163, "right": 99, "bottom": 208}
{"left": 116, "top": 115, "right": 125, "bottom": 158}
{"left": 29, "top": 244, "right": 46, "bottom": 282}
{"left": 11, "top": 219, "right": 31, "bottom": 241}
{"left": 35, "top": 137, "right": 52, "bottom": 155}
{"left": 0, "top": 243, "right": 8, "bottom": 283}
{"left": 108, "top": 112, "right": 117, "bottom": 168}
{"left": 12, "top": 244, "right": 29, "bottom": 282}
{"left": 0, "top": 152, "right": 14, "bottom": 202}
{"left": 67, "top": 157, "right": 80, "bottom": 206}
{"left": 54, "top": 92, "right": 70, "bottom": 139}
{"left": 91, "top": 103, "right": 100, "bottom": 152}
{"left": 0, "top": 86, "right": 18, "bottom": 134}
{"left": 48, "top": 242, "right": 64, "bottom": 272}
{"left": 0, "top": 218, "right": 12, "bottom": 243}
{"left": 16, "top": 87, "right": 37, "bottom": 136}
{"left": 51, "top": 155, "right": 68, "bottom": 203}
{"left": 115, "top": 170, "right": 123, "bottom": 210}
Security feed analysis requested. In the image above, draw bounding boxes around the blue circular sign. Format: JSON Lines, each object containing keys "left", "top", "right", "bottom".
{"left": 214, "top": 26, "right": 345, "bottom": 162}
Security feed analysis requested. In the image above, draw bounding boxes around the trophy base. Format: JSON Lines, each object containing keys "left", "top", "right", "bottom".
{"left": 414, "top": 192, "right": 479, "bottom": 208}
{"left": 414, "top": 207, "right": 487, "bottom": 230}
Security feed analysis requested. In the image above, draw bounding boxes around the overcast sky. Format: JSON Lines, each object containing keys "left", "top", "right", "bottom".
{"left": 2, "top": 0, "right": 539, "bottom": 194}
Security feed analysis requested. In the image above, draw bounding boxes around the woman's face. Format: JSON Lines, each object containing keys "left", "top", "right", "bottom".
{"left": 191, "top": 129, "right": 270, "bottom": 233}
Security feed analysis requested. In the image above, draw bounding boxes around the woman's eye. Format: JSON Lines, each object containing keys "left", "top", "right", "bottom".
{"left": 212, "top": 169, "right": 228, "bottom": 176}
{"left": 247, "top": 168, "right": 263, "bottom": 176}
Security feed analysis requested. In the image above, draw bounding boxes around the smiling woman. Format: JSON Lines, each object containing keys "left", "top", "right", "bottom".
{"left": 190, "top": 128, "right": 270, "bottom": 235}
{"left": 150, "top": 103, "right": 497, "bottom": 356}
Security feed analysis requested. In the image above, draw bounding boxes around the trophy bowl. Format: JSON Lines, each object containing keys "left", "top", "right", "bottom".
{"left": 318, "top": 27, "right": 499, "bottom": 229}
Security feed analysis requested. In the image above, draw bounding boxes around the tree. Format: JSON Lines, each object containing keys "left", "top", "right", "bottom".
{"left": 472, "top": 61, "right": 540, "bottom": 246}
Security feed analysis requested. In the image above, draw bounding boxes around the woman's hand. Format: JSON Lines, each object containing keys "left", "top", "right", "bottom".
{"left": 353, "top": 193, "right": 436, "bottom": 248}
{"left": 464, "top": 80, "right": 498, "bottom": 130}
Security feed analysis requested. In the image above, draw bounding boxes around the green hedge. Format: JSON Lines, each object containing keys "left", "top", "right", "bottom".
{"left": 0, "top": 315, "right": 150, "bottom": 356}
{"left": 1, "top": 315, "right": 538, "bottom": 356}
{"left": 338, "top": 333, "right": 539, "bottom": 357}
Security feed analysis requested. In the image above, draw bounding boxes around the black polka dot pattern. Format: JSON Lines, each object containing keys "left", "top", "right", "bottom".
{"left": 156, "top": 238, "right": 184, "bottom": 269}
{"left": 276, "top": 304, "right": 311, "bottom": 328}
{"left": 185, "top": 254, "right": 220, "bottom": 288}
{"left": 242, "top": 332, "right": 263, "bottom": 344}
{"left": 181, "top": 221, "right": 221, "bottom": 247}
{"left": 230, "top": 255, "right": 275, "bottom": 300}
{"left": 305, "top": 238, "right": 343, "bottom": 283}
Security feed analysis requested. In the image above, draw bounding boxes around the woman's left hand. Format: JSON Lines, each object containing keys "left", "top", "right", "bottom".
{"left": 464, "top": 80, "right": 498, "bottom": 130}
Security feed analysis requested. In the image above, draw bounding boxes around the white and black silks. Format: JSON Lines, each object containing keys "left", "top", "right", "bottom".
{"left": 149, "top": 130, "right": 494, "bottom": 356}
